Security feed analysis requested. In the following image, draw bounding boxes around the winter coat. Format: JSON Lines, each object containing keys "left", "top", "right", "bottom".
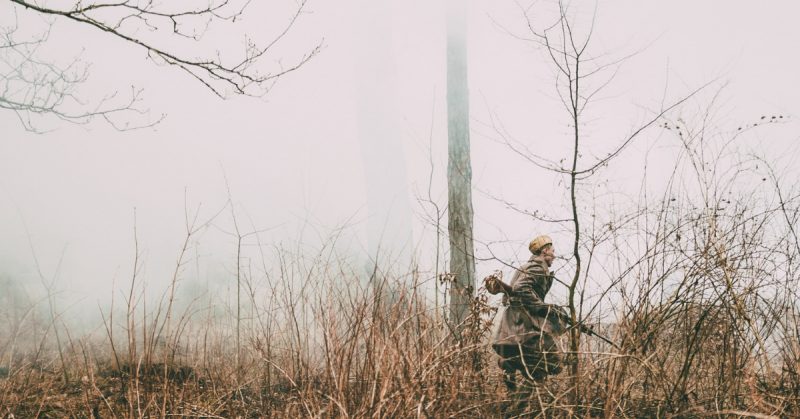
{"left": 492, "top": 254, "right": 567, "bottom": 348}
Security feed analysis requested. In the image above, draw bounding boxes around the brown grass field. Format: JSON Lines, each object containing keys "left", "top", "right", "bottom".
{"left": 2, "top": 264, "right": 799, "bottom": 418}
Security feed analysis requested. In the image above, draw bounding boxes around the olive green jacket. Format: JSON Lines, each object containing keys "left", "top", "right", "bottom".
{"left": 492, "top": 254, "right": 567, "bottom": 347}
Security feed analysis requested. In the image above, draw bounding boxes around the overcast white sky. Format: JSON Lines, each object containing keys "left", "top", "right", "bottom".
{"left": 1, "top": 0, "right": 798, "bottom": 316}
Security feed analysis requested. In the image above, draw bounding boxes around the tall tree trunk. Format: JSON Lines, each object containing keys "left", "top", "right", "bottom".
{"left": 446, "top": 0, "right": 475, "bottom": 332}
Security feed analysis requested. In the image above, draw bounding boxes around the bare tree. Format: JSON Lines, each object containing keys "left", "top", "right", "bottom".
{"left": 2, "top": 0, "right": 320, "bottom": 131}
{"left": 485, "top": 0, "right": 707, "bottom": 405}
{"left": 446, "top": 0, "right": 476, "bottom": 333}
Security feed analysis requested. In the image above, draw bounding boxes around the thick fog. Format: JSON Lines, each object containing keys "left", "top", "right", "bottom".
{"left": 2, "top": 0, "right": 799, "bottom": 328}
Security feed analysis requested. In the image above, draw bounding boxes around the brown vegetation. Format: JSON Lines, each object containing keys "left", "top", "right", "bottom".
{"left": 1, "top": 242, "right": 798, "bottom": 418}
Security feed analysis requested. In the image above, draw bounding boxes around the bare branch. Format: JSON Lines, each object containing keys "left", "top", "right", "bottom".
{"left": 3, "top": 0, "right": 319, "bottom": 130}
{"left": 576, "top": 81, "right": 714, "bottom": 177}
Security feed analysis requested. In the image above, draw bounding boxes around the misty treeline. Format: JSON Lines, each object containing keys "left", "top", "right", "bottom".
{"left": 3, "top": 2, "right": 800, "bottom": 419}
{"left": 2, "top": 106, "right": 798, "bottom": 417}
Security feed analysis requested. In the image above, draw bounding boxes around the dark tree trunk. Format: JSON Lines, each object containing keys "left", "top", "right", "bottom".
{"left": 446, "top": 0, "right": 475, "bottom": 332}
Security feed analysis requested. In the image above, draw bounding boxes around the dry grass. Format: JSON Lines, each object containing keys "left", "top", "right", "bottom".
{"left": 1, "top": 265, "right": 798, "bottom": 418}
{"left": 3, "top": 155, "right": 800, "bottom": 417}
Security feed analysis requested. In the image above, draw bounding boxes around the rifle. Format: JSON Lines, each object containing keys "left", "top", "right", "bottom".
{"left": 483, "top": 272, "right": 619, "bottom": 349}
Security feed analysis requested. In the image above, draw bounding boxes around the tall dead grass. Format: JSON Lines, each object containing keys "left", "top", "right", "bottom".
{"left": 2, "top": 166, "right": 799, "bottom": 417}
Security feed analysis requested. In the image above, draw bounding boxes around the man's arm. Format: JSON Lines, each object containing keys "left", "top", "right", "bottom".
{"left": 513, "top": 266, "right": 554, "bottom": 316}
{"left": 487, "top": 267, "right": 572, "bottom": 324}
{"left": 484, "top": 271, "right": 618, "bottom": 347}
{"left": 485, "top": 267, "right": 551, "bottom": 315}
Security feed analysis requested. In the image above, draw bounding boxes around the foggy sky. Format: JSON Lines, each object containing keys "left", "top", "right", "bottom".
{"left": 1, "top": 0, "right": 799, "bottom": 318}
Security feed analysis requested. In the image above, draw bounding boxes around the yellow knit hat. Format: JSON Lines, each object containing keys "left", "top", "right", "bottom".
{"left": 528, "top": 235, "right": 553, "bottom": 254}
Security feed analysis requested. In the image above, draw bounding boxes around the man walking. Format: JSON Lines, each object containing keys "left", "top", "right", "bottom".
{"left": 486, "top": 235, "right": 567, "bottom": 391}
